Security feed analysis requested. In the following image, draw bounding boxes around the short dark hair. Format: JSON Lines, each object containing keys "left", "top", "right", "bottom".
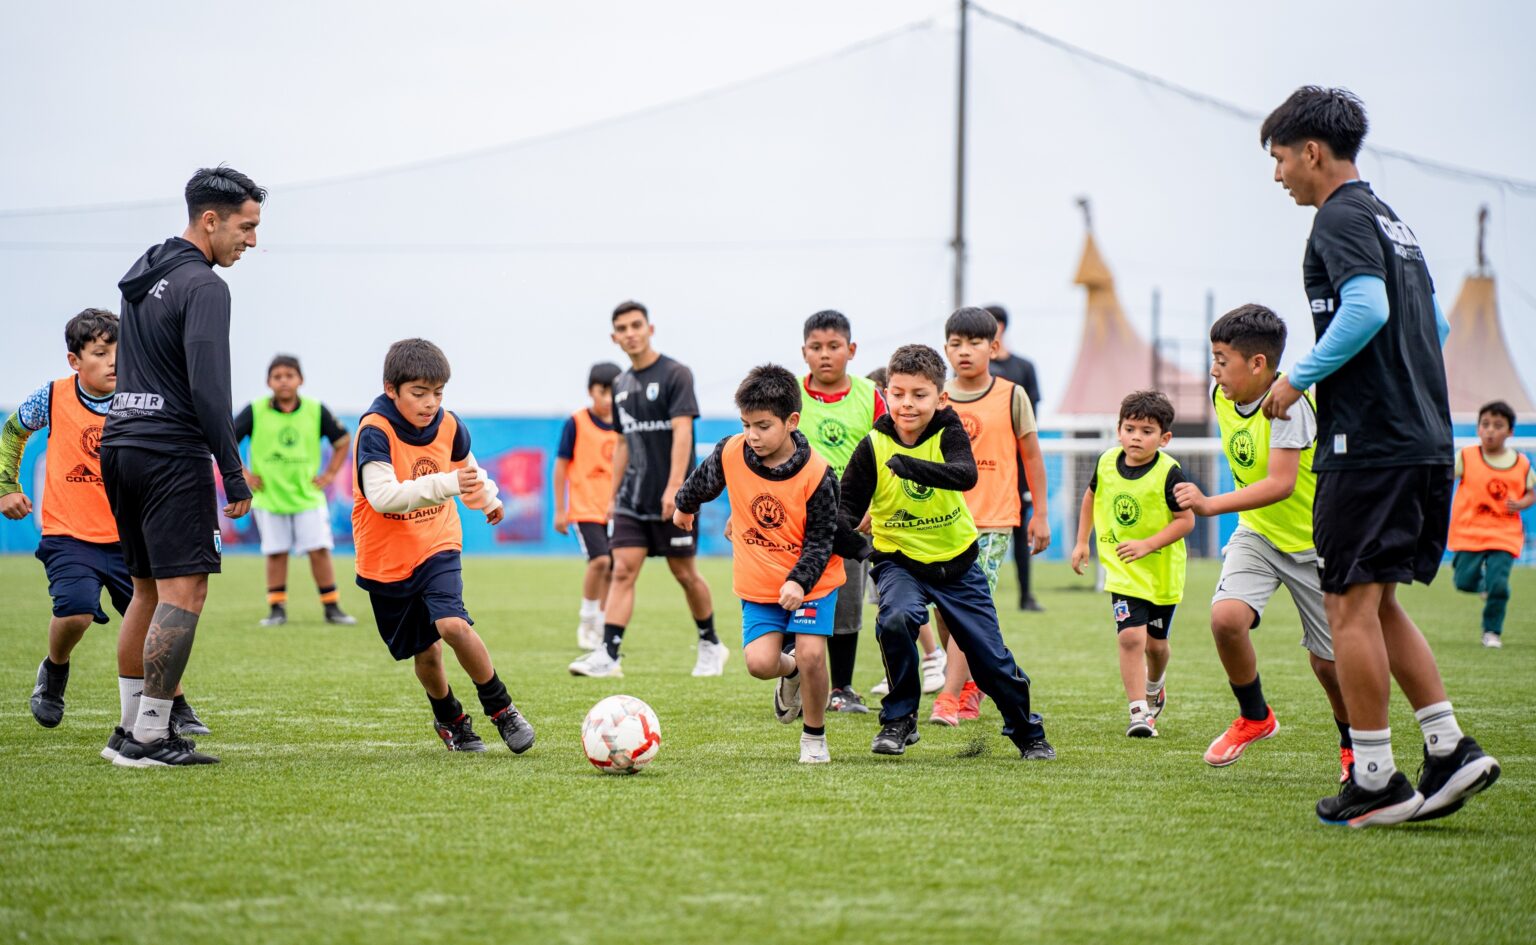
{"left": 267, "top": 354, "right": 303, "bottom": 379}
{"left": 1479, "top": 400, "right": 1517, "bottom": 428}
{"left": 944, "top": 306, "right": 998, "bottom": 342}
{"left": 866, "top": 366, "right": 889, "bottom": 388}
{"left": 735, "top": 364, "right": 801, "bottom": 421}
{"left": 185, "top": 165, "right": 266, "bottom": 222}
{"left": 64, "top": 308, "right": 118, "bottom": 355}
{"left": 984, "top": 304, "right": 1009, "bottom": 329}
{"left": 612, "top": 300, "right": 648, "bottom": 323}
{"left": 588, "top": 362, "right": 622, "bottom": 390}
{"left": 383, "top": 338, "right": 451, "bottom": 388}
{"left": 803, "top": 309, "right": 852, "bottom": 341}
{"left": 1119, "top": 389, "right": 1175, "bottom": 433}
{"left": 887, "top": 344, "right": 947, "bottom": 390}
{"left": 1210, "top": 304, "right": 1287, "bottom": 369}
{"left": 1260, "top": 86, "right": 1369, "bottom": 162}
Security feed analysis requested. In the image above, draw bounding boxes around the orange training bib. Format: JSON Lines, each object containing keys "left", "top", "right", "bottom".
{"left": 953, "top": 378, "right": 1022, "bottom": 528}
{"left": 567, "top": 409, "right": 617, "bottom": 524}
{"left": 1449, "top": 445, "right": 1529, "bottom": 557}
{"left": 723, "top": 434, "right": 845, "bottom": 604}
{"left": 42, "top": 377, "right": 117, "bottom": 544}
{"left": 351, "top": 412, "right": 465, "bottom": 583}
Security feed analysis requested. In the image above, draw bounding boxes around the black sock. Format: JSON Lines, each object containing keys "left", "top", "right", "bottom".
{"left": 171, "top": 693, "right": 187, "bottom": 709}
{"left": 780, "top": 634, "right": 796, "bottom": 654}
{"left": 475, "top": 672, "right": 512, "bottom": 718}
{"left": 786, "top": 666, "right": 799, "bottom": 680}
{"left": 803, "top": 724, "right": 825, "bottom": 737}
{"left": 428, "top": 689, "right": 465, "bottom": 726}
{"left": 604, "top": 623, "right": 626, "bottom": 660}
{"left": 829, "top": 634, "right": 857, "bottom": 690}
{"left": 695, "top": 614, "right": 719, "bottom": 645}
{"left": 1336, "top": 716, "right": 1352, "bottom": 749}
{"left": 1231, "top": 675, "right": 1268, "bottom": 722}
{"left": 44, "top": 657, "right": 69, "bottom": 676}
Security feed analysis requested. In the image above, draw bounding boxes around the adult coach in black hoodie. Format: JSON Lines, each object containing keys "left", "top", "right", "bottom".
{"left": 104, "top": 166, "right": 264, "bottom": 767}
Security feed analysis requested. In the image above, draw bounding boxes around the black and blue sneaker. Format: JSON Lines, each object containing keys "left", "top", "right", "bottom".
{"left": 112, "top": 732, "right": 219, "bottom": 767}
{"left": 491, "top": 705, "right": 536, "bottom": 754}
{"left": 1316, "top": 769, "right": 1422, "bottom": 827}
{"left": 29, "top": 658, "right": 69, "bottom": 728}
{"left": 1409, "top": 737, "right": 1500, "bottom": 822}
{"left": 170, "top": 698, "right": 211, "bottom": 737}
{"left": 871, "top": 716, "right": 920, "bottom": 755}
{"left": 1019, "top": 737, "right": 1057, "bottom": 761}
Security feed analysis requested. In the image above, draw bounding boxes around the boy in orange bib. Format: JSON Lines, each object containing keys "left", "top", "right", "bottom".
{"left": 673, "top": 365, "right": 853, "bottom": 763}
{"left": 554, "top": 362, "right": 621, "bottom": 652}
{"left": 352, "top": 339, "right": 535, "bottom": 754}
{"left": 1449, "top": 400, "right": 1534, "bottom": 648}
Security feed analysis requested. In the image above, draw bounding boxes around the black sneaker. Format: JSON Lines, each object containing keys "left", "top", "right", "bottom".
{"left": 828, "top": 687, "right": 870, "bottom": 714}
{"left": 259, "top": 604, "right": 287, "bottom": 627}
{"left": 871, "top": 716, "right": 920, "bottom": 755}
{"left": 1018, "top": 736, "right": 1057, "bottom": 761}
{"left": 434, "top": 715, "right": 486, "bottom": 752}
{"left": 101, "top": 726, "right": 129, "bottom": 761}
{"left": 170, "top": 699, "right": 211, "bottom": 737}
{"left": 491, "top": 705, "right": 536, "bottom": 754}
{"left": 112, "top": 732, "right": 219, "bottom": 767}
{"left": 1409, "top": 737, "right": 1500, "bottom": 822}
{"left": 29, "top": 658, "right": 68, "bottom": 728}
{"left": 1316, "top": 770, "right": 1423, "bottom": 827}
{"left": 1020, "top": 598, "right": 1046, "bottom": 613}
{"left": 324, "top": 603, "right": 357, "bottom": 626}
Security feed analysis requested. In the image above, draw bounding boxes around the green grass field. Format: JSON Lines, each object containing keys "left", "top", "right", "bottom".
{"left": 1, "top": 554, "right": 1533, "bottom": 944}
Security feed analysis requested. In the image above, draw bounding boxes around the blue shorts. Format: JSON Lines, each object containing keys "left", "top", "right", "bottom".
{"left": 362, "top": 553, "right": 473, "bottom": 661}
{"left": 741, "top": 590, "right": 838, "bottom": 646}
{"left": 35, "top": 536, "right": 133, "bottom": 623}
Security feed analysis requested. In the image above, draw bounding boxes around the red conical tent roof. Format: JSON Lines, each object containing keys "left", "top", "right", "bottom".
{"left": 1442, "top": 272, "right": 1534, "bottom": 418}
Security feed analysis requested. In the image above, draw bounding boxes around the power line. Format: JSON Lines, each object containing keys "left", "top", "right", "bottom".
{"left": 971, "top": 3, "right": 1536, "bottom": 197}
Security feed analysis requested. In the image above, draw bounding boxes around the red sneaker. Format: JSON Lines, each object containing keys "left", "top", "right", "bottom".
{"left": 1203, "top": 708, "right": 1279, "bottom": 766}
{"left": 1339, "top": 747, "right": 1354, "bottom": 784}
{"left": 958, "top": 681, "right": 985, "bottom": 720}
{"left": 928, "top": 693, "right": 960, "bottom": 727}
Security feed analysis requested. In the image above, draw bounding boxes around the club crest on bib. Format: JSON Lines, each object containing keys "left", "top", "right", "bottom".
{"left": 817, "top": 417, "right": 848, "bottom": 448}
{"left": 751, "top": 493, "right": 787, "bottom": 530}
{"left": 1487, "top": 479, "right": 1509, "bottom": 502}
{"left": 1229, "top": 429, "right": 1256, "bottom": 469}
{"left": 600, "top": 440, "right": 616, "bottom": 462}
{"left": 1112, "top": 492, "right": 1141, "bottom": 528}
{"left": 80, "top": 425, "right": 102, "bottom": 459}
{"left": 413, "top": 457, "right": 441, "bottom": 478}
{"left": 901, "top": 478, "right": 934, "bottom": 502}
{"left": 646, "top": 382, "right": 660, "bottom": 401}
{"left": 278, "top": 426, "right": 301, "bottom": 448}
{"left": 959, "top": 412, "right": 981, "bottom": 442}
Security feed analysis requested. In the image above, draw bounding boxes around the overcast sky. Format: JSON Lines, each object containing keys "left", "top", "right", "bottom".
{"left": 4, "top": 0, "right": 1533, "bottom": 415}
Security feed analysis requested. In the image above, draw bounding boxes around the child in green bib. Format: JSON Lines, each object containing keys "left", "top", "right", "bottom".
{"left": 235, "top": 354, "right": 354, "bottom": 627}
{"left": 1072, "top": 391, "right": 1194, "bottom": 738}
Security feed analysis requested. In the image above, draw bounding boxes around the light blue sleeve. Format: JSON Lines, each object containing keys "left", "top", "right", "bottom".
{"left": 1434, "top": 294, "right": 1449, "bottom": 347}
{"left": 16, "top": 382, "right": 52, "bottom": 432}
{"left": 1290, "top": 275, "right": 1390, "bottom": 389}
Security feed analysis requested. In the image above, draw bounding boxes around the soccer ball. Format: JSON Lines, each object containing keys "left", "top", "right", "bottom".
{"left": 581, "top": 695, "right": 662, "bottom": 774}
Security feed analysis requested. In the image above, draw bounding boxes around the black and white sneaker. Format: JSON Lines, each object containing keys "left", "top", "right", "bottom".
{"left": 259, "top": 604, "right": 287, "bottom": 627}
{"left": 170, "top": 699, "right": 211, "bottom": 737}
{"left": 101, "top": 726, "right": 129, "bottom": 761}
{"left": 324, "top": 604, "right": 358, "bottom": 625}
{"left": 492, "top": 705, "right": 536, "bottom": 754}
{"left": 29, "top": 658, "right": 68, "bottom": 728}
{"left": 871, "top": 716, "right": 920, "bottom": 755}
{"left": 774, "top": 656, "right": 803, "bottom": 724}
{"left": 1126, "top": 712, "right": 1156, "bottom": 738}
{"left": 1018, "top": 737, "right": 1057, "bottom": 761}
{"left": 828, "top": 687, "right": 870, "bottom": 714}
{"left": 1316, "top": 770, "right": 1423, "bottom": 827}
{"left": 1409, "top": 737, "right": 1500, "bottom": 822}
{"left": 112, "top": 732, "right": 219, "bottom": 767}
{"left": 434, "top": 716, "right": 486, "bottom": 752}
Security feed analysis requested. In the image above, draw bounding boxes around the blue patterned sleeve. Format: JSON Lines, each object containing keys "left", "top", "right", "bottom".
{"left": 16, "top": 382, "right": 52, "bottom": 432}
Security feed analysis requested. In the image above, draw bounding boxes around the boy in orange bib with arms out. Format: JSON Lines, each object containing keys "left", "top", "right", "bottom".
{"left": 673, "top": 365, "right": 857, "bottom": 763}
{"left": 554, "top": 362, "right": 622, "bottom": 652}
{"left": 352, "top": 339, "right": 535, "bottom": 754}
{"left": 1449, "top": 400, "right": 1534, "bottom": 648}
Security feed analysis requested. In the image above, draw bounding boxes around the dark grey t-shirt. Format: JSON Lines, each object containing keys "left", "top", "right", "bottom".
{"left": 613, "top": 354, "right": 699, "bottom": 519}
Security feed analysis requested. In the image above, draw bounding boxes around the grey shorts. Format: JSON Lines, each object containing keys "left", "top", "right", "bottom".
{"left": 1213, "top": 529, "right": 1333, "bottom": 661}
{"left": 834, "top": 558, "right": 869, "bottom": 635}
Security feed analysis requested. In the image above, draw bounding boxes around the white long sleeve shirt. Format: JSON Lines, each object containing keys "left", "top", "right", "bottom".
{"left": 360, "top": 450, "right": 502, "bottom": 516}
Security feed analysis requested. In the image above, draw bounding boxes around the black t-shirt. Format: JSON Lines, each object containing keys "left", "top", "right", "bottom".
{"left": 989, "top": 354, "right": 1041, "bottom": 412}
{"left": 1088, "top": 451, "right": 1186, "bottom": 513}
{"left": 612, "top": 354, "right": 699, "bottom": 519}
{"left": 1303, "top": 181, "right": 1452, "bottom": 470}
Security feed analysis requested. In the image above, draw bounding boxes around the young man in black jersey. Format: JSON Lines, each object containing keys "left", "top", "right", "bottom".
{"left": 1260, "top": 87, "right": 1498, "bottom": 826}
{"left": 568, "top": 301, "right": 723, "bottom": 678}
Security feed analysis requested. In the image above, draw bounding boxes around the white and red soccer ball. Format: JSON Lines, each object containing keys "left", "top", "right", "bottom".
{"left": 581, "top": 695, "right": 661, "bottom": 774}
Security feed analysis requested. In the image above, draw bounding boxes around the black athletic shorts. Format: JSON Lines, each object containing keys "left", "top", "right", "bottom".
{"left": 610, "top": 513, "right": 696, "bottom": 558}
{"left": 572, "top": 521, "right": 612, "bottom": 561}
{"left": 101, "top": 446, "right": 222, "bottom": 579}
{"left": 364, "top": 552, "right": 472, "bottom": 661}
{"left": 1313, "top": 465, "right": 1451, "bottom": 595}
{"left": 35, "top": 535, "right": 133, "bottom": 622}
{"left": 1111, "top": 594, "right": 1176, "bottom": 640}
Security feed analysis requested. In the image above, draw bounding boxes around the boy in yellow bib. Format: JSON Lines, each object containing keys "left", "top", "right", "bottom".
{"left": 1072, "top": 391, "right": 1194, "bottom": 738}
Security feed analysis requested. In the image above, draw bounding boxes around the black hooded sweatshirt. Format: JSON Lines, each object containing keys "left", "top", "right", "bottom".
{"left": 102, "top": 236, "right": 251, "bottom": 503}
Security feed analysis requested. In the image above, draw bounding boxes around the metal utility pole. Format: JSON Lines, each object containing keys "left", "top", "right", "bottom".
{"left": 1150, "top": 288, "right": 1162, "bottom": 392}
{"left": 951, "top": 0, "right": 969, "bottom": 311}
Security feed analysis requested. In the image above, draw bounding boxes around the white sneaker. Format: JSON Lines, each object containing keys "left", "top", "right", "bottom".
{"left": 774, "top": 653, "right": 802, "bottom": 724}
{"left": 921, "top": 650, "right": 947, "bottom": 694}
{"left": 1482, "top": 632, "right": 1503, "bottom": 649}
{"left": 692, "top": 640, "right": 729, "bottom": 677}
{"left": 799, "top": 733, "right": 830, "bottom": 764}
{"left": 568, "top": 649, "right": 623, "bottom": 678}
{"left": 577, "top": 617, "right": 603, "bottom": 652}
{"left": 870, "top": 677, "right": 890, "bottom": 696}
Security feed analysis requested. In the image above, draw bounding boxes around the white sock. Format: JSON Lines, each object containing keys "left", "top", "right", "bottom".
{"left": 118, "top": 676, "right": 143, "bottom": 730}
{"left": 1414, "top": 701, "right": 1464, "bottom": 758}
{"left": 134, "top": 696, "right": 174, "bottom": 744}
{"left": 1146, "top": 674, "right": 1166, "bottom": 697}
{"left": 1349, "top": 727, "right": 1396, "bottom": 790}
{"left": 1129, "top": 699, "right": 1149, "bottom": 717}
{"left": 579, "top": 598, "right": 601, "bottom": 619}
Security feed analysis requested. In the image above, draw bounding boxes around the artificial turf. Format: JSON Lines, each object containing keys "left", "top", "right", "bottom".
{"left": 0, "top": 554, "right": 1531, "bottom": 944}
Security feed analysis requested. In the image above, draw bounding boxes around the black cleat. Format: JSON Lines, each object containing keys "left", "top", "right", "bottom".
{"left": 29, "top": 658, "right": 68, "bottom": 728}
{"left": 434, "top": 715, "right": 486, "bottom": 752}
{"left": 1018, "top": 736, "right": 1057, "bottom": 761}
{"left": 1317, "top": 770, "right": 1423, "bottom": 827}
{"left": 259, "top": 604, "right": 288, "bottom": 627}
{"left": 828, "top": 687, "right": 870, "bottom": 714}
{"left": 492, "top": 705, "right": 536, "bottom": 754}
{"left": 871, "top": 716, "right": 920, "bottom": 755}
{"left": 101, "top": 726, "right": 129, "bottom": 761}
{"left": 1020, "top": 598, "right": 1046, "bottom": 613}
{"left": 170, "top": 699, "right": 211, "bottom": 737}
{"left": 324, "top": 603, "right": 357, "bottom": 625}
{"left": 112, "top": 732, "right": 219, "bottom": 767}
{"left": 1409, "top": 737, "right": 1500, "bottom": 822}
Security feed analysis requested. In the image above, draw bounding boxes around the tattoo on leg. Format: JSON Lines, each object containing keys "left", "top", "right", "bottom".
{"left": 143, "top": 604, "right": 200, "bottom": 699}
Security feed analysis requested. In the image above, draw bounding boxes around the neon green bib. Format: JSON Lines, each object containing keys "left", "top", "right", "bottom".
{"left": 1093, "top": 448, "right": 1186, "bottom": 605}
{"left": 1213, "top": 382, "right": 1317, "bottom": 553}
{"left": 249, "top": 396, "right": 325, "bottom": 514}
{"left": 799, "top": 374, "right": 876, "bottom": 478}
{"left": 869, "top": 429, "right": 977, "bottom": 564}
